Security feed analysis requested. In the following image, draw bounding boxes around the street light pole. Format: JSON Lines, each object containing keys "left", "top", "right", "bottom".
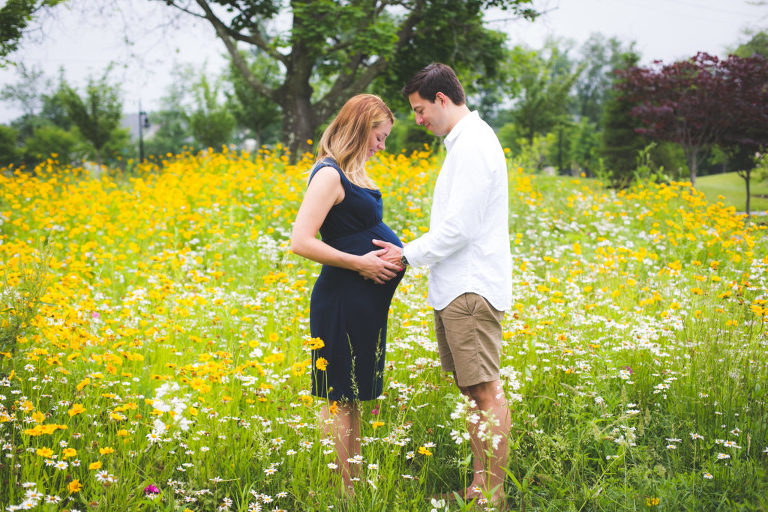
{"left": 138, "top": 101, "right": 150, "bottom": 162}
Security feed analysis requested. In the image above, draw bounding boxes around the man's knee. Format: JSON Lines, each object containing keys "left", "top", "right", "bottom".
{"left": 465, "top": 380, "right": 505, "bottom": 406}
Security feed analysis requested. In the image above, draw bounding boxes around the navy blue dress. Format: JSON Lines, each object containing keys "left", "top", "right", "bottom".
{"left": 308, "top": 158, "right": 405, "bottom": 402}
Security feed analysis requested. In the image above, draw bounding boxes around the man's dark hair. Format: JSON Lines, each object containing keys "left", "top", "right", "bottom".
{"left": 401, "top": 63, "right": 465, "bottom": 105}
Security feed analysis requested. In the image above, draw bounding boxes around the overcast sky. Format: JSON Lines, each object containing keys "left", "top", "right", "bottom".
{"left": 0, "top": 0, "right": 765, "bottom": 124}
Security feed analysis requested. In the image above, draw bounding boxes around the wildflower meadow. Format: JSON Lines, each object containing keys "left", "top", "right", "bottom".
{"left": 1, "top": 146, "right": 767, "bottom": 511}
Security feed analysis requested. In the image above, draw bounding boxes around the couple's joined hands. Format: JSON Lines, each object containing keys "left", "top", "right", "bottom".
{"left": 357, "top": 239, "right": 405, "bottom": 284}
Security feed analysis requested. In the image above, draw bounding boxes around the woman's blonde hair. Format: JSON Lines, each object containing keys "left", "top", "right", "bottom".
{"left": 316, "top": 94, "right": 394, "bottom": 189}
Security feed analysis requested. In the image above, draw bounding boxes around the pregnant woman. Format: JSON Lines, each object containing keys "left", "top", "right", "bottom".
{"left": 290, "top": 94, "right": 405, "bottom": 491}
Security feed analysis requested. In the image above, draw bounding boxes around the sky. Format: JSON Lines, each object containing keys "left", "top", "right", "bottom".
{"left": 0, "top": 0, "right": 766, "bottom": 124}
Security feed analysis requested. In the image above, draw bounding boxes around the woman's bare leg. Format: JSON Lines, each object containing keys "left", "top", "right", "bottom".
{"left": 320, "top": 401, "right": 361, "bottom": 491}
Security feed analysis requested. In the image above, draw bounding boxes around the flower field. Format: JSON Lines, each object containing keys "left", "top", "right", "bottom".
{"left": 1, "top": 147, "right": 767, "bottom": 511}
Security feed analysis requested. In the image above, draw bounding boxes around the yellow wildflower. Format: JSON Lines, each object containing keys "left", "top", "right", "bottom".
{"left": 68, "top": 479, "right": 83, "bottom": 494}
{"left": 305, "top": 337, "right": 325, "bottom": 350}
{"left": 68, "top": 404, "right": 86, "bottom": 417}
{"left": 36, "top": 447, "right": 54, "bottom": 458}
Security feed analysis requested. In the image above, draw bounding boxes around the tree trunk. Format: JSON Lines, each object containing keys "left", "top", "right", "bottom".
{"left": 276, "top": 34, "right": 319, "bottom": 162}
{"left": 686, "top": 147, "right": 698, "bottom": 186}
{"left": 280, "top": 95, "right": 316, "bottom": 161}
{"left": 745, "top": 168, "right": 751, "bottom": 217}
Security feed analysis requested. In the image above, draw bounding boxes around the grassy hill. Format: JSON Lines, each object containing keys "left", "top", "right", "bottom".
{"left": 695, "top": 171, "right": 768, "bottom": 214}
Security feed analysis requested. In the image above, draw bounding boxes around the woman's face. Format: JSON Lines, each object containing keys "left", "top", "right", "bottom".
{"left": 366, "top": 119, "right": 392, "bottom": 161}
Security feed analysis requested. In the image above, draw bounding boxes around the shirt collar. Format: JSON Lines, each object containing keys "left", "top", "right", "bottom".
{"left": 444, "top": 110, "right": 479, "bottom": 150}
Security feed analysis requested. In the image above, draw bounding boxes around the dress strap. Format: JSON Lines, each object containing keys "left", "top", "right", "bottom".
{"left": 308, "top": 158, "right": 351, "bottom": 192}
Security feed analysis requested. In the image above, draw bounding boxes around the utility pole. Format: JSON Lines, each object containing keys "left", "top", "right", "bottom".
{"left": 138, "top": 101, "right": 150, "bottom": 162}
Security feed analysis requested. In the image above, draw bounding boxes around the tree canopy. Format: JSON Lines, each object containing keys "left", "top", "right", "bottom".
{"left": 158, "top": 0, "right": 538, "bottom": 157}
{"left": 0, "top": 0, "right": 64, "bottom": 64}
{"left": 501, "top": 40, "right": 583, "bottom": 144}
{"left": 574, "top": 33, "right": 637, "bottom": 128}
{"left": 617, "top": 52, "right": 768, "bottom": 185}
{"left": 188, "top": 73, "right": 237, "bottom": 150}
{"left": 57, "top": 71, "right": 129, "bottom": 165}
{"left": 734, "top": 30, "right": 768, "bottom": 58}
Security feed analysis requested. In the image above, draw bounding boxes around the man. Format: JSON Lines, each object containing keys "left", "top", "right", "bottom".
{"left": 373, "top": 63, "right": 512, "bottom": 506}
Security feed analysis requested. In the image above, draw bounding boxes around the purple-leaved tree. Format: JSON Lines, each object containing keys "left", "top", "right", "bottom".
{"left": 617, "top": 53, "right": 732, "bottom": 186}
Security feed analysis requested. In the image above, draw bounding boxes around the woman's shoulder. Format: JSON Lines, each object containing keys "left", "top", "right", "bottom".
{"left": 307, "top": 168, "right": 340, "bottom": 192}
{"left": 310, "top": 165, "right": 342, "bottom": 182}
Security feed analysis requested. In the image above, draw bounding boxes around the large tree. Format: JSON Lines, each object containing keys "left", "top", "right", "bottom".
{"left": 600, "top": 51, "right": 646, "bottom": 186}
{"left": 157, "top": 0, "right": 537, "bottom": 157}
{"left": 618, "top": 53, "right": 731, "bottom": 185}
{"left": 618, "top": 52, "right": 768, "bottom": 189}
{"left": 501, "top": 39, "right": 583, "bottom": 144}
{"left": 573, "top": 33, "right": 637, "bottom": 127}
{"left": 719, "top": 54, "right": 768, "bottom": 215}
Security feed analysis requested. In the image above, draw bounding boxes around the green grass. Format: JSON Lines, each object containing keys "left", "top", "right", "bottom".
{"left": 695, "top": 172, "right": 768, "bottom": 214}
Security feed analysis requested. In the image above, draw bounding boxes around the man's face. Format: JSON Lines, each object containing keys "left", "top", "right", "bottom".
{"left": 408, "top": 91, "right": 449, "bottom": 136}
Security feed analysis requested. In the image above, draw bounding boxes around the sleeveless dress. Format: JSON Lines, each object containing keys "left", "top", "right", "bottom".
{"left": 308, "top": 158, "right": 405, "bottom": 402}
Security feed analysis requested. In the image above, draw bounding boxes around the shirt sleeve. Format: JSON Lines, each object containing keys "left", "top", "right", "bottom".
{"left": 403, "top": 144, "right": 493, "bottom": 267}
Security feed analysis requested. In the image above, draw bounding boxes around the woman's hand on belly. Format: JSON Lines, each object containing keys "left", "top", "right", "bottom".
{"left": 356, "top": 248, "right": 402, "bottom": 284}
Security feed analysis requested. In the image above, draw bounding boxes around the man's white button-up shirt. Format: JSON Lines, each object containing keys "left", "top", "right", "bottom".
{"left": 403, "top": 111, "right": 512, "bottom": 311}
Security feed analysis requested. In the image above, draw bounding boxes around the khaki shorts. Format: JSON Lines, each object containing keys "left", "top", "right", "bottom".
{"left": 434, "top": 293, "right": 505, "bottom": 388}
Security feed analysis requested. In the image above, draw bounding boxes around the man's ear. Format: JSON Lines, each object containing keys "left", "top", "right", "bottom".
{"left": 436, "top": 91, "right": 447, "bottom": 107}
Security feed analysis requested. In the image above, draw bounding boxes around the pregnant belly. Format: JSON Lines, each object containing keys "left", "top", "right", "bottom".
{"left": 318, "top": 221, "right": 405, "bottom": 292}
{"left": 326, "top": 222, "right": 402, "bottom": 255}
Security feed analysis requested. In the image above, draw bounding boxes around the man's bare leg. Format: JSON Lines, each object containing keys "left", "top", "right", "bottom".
{"left": 462, "top": 379, "right": 510, "bottom": 506}
{"left": 459, "top": 388, "right": 486, "bottom": 497}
